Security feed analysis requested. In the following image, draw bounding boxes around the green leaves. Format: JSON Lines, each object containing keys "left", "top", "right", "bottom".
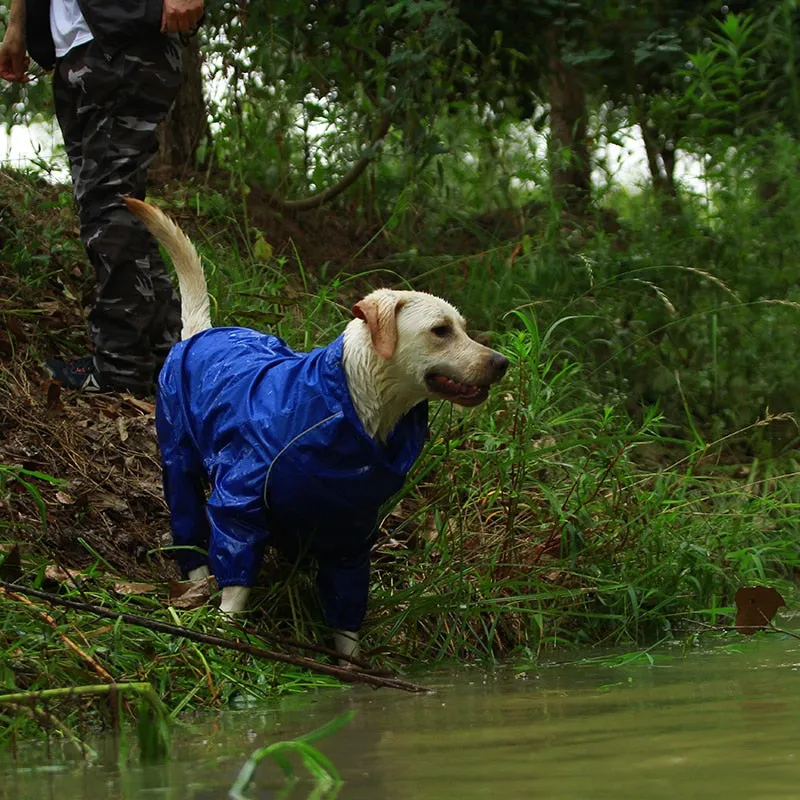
{"left": 229, "top": 711, "right": 355, "bottom": 798}
{"left": 0, "top": 465, "right": 64, "bottom": 528}
{"left": 680, "top": 10, "right": 789, "bottom": 146}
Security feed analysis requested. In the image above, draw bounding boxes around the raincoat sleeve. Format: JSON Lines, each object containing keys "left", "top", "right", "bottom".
{"left": 157, "top": 392, "right": 211, "bottom": 576}
{"left": 315, "top": 548, "right": 371, "bottom": 632}
{"left": 161, "top": 454, "right": 212, "bottom": 575}
{"left": 206, "top": 468, "right": 270, "bottom": 588}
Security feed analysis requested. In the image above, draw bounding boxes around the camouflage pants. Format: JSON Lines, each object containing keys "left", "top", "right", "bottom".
{"left": 53, "top": 36, "right": 183, "bottom": 395}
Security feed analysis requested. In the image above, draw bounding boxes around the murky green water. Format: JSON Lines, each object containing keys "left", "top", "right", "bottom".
{"left": 3, "top": 636, "right": 800, "bottom": 799}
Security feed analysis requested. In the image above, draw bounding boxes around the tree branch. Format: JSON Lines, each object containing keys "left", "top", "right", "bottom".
{"left": 0, "top": 581, "right": 431, "bottom": 694}
{"left": 270, "top": 116, "right": 391, "bottom": 212}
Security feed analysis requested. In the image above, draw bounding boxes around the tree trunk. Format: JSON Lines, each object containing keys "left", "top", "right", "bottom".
{"left": 640, "top": 120, "right": 677, "bottom": 197}
{"left": 155, "top": 36, "right": 209, "bottom": 176}
{"left": 546, "top": 29, "right": 591, "bottom": 214}
{"left": 661, "top": 147, "right": 676, "bottom": 192}
{"left": 640, "top": 118, "right": 681, "bottom": 217}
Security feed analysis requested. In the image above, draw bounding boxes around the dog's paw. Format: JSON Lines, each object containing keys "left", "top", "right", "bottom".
{"left": 219, "top": 585, "right": 251, "bottom": 614}
{"left": 333, "top": 630, "right": 361, "bottom": 660}
{"left": 187, "top": 566, "right": 212, "bottom": 582}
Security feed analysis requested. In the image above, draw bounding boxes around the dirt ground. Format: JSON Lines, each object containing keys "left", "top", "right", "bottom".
{"left": 0, "top": 168, "right": 407, "bottom": 580}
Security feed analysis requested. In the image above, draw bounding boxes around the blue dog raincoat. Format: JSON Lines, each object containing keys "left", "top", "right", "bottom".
{"left": 156, "top": 328, "right": 428, "bottom": 632}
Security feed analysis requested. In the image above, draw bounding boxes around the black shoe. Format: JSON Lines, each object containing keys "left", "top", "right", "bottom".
{"left": 44, "top": 355, "right": 111, "bottom": 393}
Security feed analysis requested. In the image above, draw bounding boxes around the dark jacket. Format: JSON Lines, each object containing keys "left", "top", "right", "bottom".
{"left": 156, "top": 328, "right": 429, "bottom": 632}
{"left": 25, "top": 0, "right": 166, "bottom": 69}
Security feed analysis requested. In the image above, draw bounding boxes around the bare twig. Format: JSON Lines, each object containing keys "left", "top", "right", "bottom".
{"left": 0, "top": 581, "right": 431, "bottom": 693}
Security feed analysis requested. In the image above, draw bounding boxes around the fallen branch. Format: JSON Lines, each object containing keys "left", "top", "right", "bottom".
{"left": 0, "top": 581, "right": 431, "bottom": 694}
{"left": 232, "top": 619, "right": 395, "bottom": 675}
{"left": 0, "top": 682, "right": 167, "bottom": 760}
{"left": 693, "top": 619, "right": 800, "bottom": 640}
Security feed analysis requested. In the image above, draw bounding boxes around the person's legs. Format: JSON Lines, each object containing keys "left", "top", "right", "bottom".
{"left": 50, "top": 37, "right": 182, "bottom": 394}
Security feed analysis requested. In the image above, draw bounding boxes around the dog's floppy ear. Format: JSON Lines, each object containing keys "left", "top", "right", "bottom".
{"left": 352, "top": 291, "right": 403, "bottom": 359}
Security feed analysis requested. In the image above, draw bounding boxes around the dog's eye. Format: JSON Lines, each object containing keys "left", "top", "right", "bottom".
{"left": 431, "top": 324, "right": 452, "bottom": 338}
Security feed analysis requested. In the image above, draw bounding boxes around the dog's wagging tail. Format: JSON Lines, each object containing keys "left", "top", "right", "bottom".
{"left": 124, "top": 197, "right": 212, "bottom": 339}
{"left": 124, "top": 196, "right": 508, "bottom": 662}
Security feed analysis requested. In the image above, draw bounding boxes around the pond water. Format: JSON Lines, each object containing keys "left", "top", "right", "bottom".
{"left": 3, "top": 635, "right": 800, "bottom": 799}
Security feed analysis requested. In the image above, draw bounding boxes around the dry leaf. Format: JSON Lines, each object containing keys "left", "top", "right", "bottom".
{"left": 90, "top": 492, "right": 128, "bottom": 512}
{"left": 55, "top": 490, "right": 75, "bottom": 505}
{"left": 734, "top": 586, "right": 786, "bottom": 634}
{"left": 168, "top": 577, "right": 215, "bottom": 609}
{"left": 45, "top": 380, "right": 62, "bottom": 411}
{"left": 113, "top": 581, "right": 157, "bottom": 595}
{"left": 37, "top": 300, "right": 61, "bottom": 315}
{"left": 3, "top": 314, "right": 27, "bottom": 342}
{"left": 124, "top": 396, "right": 155, "bottom": 415}
{"left": 117, "top": 417, "right": 129, "bottom": 442}
{"left": 44, "top": 564, "right": 84, "bottom": 586}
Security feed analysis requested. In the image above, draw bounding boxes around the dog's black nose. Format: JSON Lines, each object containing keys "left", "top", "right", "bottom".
{"left": 490, "top": 352, "right": 509, "bottom": 379}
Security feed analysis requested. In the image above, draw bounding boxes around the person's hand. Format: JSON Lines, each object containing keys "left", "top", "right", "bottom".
{"left": 0, "top": 31, "right": 30, "bottom": 83}
{"left": 161, "top": 0, "right": 204, "bottom": 34}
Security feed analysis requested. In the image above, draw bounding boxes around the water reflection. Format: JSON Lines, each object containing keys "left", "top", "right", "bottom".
{"left": 2, "top": 637, "right": 799, "bottom": 799}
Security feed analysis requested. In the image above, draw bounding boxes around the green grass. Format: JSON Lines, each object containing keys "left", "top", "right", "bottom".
{"left": 0, "top": 555, "right": 346, "bottom": 747}
{"left": 229, "top": 710, "right": 354, "bottom": 798}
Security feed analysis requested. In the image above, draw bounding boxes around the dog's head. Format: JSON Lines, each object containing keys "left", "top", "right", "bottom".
{"left": 352, "top": 289, "right": 508, "bottom": 407}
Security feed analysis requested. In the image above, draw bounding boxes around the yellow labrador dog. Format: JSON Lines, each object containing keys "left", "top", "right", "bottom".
{"left": 126, "top": 198, "right": 508, "bottom": 659}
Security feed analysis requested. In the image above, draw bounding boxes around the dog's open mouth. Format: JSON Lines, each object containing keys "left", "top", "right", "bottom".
{"left": 425, "top": 373, "right": 489, "bottom": 407}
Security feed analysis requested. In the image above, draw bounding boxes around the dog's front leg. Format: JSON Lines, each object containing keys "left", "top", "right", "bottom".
{"left": 316, "top": 552, "right": 369, "bottom": 665}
